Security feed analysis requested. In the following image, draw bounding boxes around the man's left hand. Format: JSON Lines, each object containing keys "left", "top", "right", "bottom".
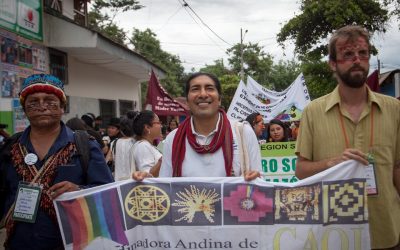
{"left": 244, "top": 170, "right": 261, "bottom": 181}
{"left": 48, "top": 181, "right": 80, "bottom": 199}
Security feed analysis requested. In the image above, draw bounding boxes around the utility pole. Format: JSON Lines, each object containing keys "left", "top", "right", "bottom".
{"left": 240, "top": 28, "right": 248, "bottom": 81}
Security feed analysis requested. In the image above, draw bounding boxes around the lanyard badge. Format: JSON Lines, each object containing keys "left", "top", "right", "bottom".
{"left": 12, "top": 182, "right": 42, "bottom": 223}
{"left": 365, "top": 152, "right": 378, "bottom": 196}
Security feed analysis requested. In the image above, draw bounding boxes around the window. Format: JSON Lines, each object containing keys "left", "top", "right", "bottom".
{"left": 44, "top": 0, "right": 63, "bottom": 14}
{"left": 100, "top": 99, "right": 116, "bottom": 126}
{"left": 74, "top": 0, "right": 88, "bottom": 26}
{"left": 49, "top": 48, "right": 68, "bottom": 84}
{"left": 119, "top": 100, "right": 135, "bottom": 117}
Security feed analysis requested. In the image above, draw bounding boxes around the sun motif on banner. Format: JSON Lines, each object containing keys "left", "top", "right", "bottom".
{"left": 224, "top": 185, "right": 273, "bottom": 222}
{"left": 172, "top": 185, "right": 220, "bottom": 223}
{"left": 124, "top": 185, "right": 170, "bottom": 223}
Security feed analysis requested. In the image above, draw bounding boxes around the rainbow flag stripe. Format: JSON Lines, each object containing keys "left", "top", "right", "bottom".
{"left": 59, "top": 188, "right": 128, "bottom": 250}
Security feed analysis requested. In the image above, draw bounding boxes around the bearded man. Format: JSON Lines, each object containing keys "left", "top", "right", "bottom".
{"left": 295, "top": 25, "right": 400, "bottom": 249}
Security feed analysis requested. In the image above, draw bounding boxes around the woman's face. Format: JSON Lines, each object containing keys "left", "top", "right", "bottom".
{"left": 253, "top": 115, "right": 265, "bottom": 137}
{"left": 169, "top": 120, "right": 178, "bottom": 130}
{"left": 149, "top": 114, "right": 162, "bottom": 139}
{"left": 269, "top": 124, "right": 284, "bottom": 142}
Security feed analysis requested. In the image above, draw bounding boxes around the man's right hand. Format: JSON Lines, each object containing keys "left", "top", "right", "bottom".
{"left": 328, "top": 148, "right": 369, "bottom": 167}
{"left": 296, "top": 148, "right": 368, "bottom": 179}
{"left": 132, "top": 171, "right": 153, "bottom": 181}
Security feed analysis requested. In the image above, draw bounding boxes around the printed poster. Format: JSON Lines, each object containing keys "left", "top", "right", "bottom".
{"left": 54, "top": 160, "right": 370, "bottom": 250}
{"left": 261, "top": 142, "right": 298, "bottom": 183}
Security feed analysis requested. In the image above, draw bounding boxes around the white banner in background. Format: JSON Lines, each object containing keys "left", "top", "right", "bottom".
{"left": 54, "top": 160, "right": 370, "bottom": 250}
{"left": 227, "top": 74, "right": 311, "bottom": 122}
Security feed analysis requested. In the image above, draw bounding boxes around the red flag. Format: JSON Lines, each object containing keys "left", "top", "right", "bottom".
{"left": 145, "top": 70, "right": 188, "bottom": 116}
{"left": 366, "top": 70, "right": 380, "bottom": 92}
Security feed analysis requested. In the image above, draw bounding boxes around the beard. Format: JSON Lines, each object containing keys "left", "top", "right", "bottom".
{"left": 336, "top": 65, "right": 368, "bottom": 88}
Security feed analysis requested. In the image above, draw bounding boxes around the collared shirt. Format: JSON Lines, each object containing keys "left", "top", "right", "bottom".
{"left": 159, "top": 117, "right": 262, "bottom": 177}
{"left": 190, "top": 112, "right": 221, "bottom": 145}
{"left": 1, "top": 123, "right": 113, "bottom": 249}
{"left": 296, "top": 86, "right": 400, "bottom": 248}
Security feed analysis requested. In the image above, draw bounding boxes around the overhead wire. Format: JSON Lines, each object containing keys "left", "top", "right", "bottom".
{"left": 176, "top": 0, "right": 226, "bottom": 53}
{"left": 157, "top": 5, "right": 184, "bottom": 32}
{"left": 180, "top": 0, "right": 232, "bottom": 46}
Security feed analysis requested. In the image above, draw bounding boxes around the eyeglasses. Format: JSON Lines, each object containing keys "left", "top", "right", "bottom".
{"left": 340, "top": 50, "right": 370, "bottom": 62}
{"left": 25, "top": 101, "right": 60, "bottom": 111}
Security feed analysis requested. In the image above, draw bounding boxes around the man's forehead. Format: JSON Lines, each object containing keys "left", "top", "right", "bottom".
{"left": 25, "top": 92, "right": 60, "bottom": 100}
{"left": 190, "top": 75, "right": 216, "bottom": 86}
{"left": 336, "top": 37, "right": 369, "bottom": 52}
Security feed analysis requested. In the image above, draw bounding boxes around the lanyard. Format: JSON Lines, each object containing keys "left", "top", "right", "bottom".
{"left": 338, "top": 105, "right": 374, "bottom": 149}
{"left": 19, "top": 144, "right": 57, "bottom": 184}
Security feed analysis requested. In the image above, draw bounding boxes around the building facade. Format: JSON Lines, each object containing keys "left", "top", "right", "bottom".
{"left": 0, "top": 0, "right": 165, "bottom": 134}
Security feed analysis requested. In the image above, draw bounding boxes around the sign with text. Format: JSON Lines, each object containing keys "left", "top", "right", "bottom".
{"left": 261, "top": 142, "right": 298, "bottom": 183}
{"left": 227, "top": 74, "right": 310, "bottom": 122}
{"left": 54, "top": 161, "right": 370, "bottom": 250}
{"left": 0, "top": 0, "right": 43, "bottom": 41}
{"left": 145, "top": 70, "right": 187, "bottom": 116}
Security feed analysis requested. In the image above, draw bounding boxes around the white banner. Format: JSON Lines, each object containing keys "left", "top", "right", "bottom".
{"left": 54, "top": 160, "right": 370, "bottom": 250}
{"left": 227, "top": 74, "right": 311, "bottom": 122}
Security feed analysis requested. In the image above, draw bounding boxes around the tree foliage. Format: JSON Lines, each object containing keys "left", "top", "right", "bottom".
{"left": 220, "top": 74, "right": 241, "bottom": 110}
{"left": 130, "top": 28, "right": 185, "bottom": 102}
{"left": 277, "top": 0, "right": 389, "bottom": 56}
{"left": 88, "top": 0, "right": 143, "bottom": 44}
{"left": 227, "top": 43, "right": 274, "bottom": 84}
{"left": 277, "top": 0, "right": 392, "bottom": 99}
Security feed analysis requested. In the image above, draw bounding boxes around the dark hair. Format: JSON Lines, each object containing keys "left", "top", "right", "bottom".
{"left": 119, "top": 113, "right": 134, "bottom": 137}
{"left": 184, "top": 72, "right": 221, "bottom": 98}
{"left": 66, "top": 117, "right": 88, "bottom": 131}
{"left": 168, "top": 119, "right": 179, "bottom": 132}
{"left": 328, "top": 25, "right": 371, "bottom": 62}
{"left": 108, "top": 117, "right": 121, "bottom": 128}
{"left": 268, "top": 119, "right": 289, "bottom": 142}
{"left": 131, "top": 110, "right": 157, "bottom": 136}
{"left": 245, "top": 112, "right": 261, "bottom": 126}
{"left": 81, "top": 113, "right": 94, "bottom": 128}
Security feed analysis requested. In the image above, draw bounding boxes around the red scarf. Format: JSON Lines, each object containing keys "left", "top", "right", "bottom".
{"left": 172, "top": 109, "right": 233, "bottom": 177}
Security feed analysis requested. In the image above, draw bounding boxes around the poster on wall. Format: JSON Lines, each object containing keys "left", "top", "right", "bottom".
{"left": 32, "top": 44, "right": 48, "bottom": 72}
{"left": 0, "top": 0, "right": 43, "bottom": 41}
{"left": 18, "top": 36, "right": 32, "bottom": 68}
{"left": 1, "top": 65, "right": 19, "bottom": 97}
{"left": 12, "top": 98, "right": 29, "bottom": 132}
{"left": 18, "top": 66, "right": 33, "bottom": 94}
{"left": 0, "top": 31, "right": 18, "bottom": 65}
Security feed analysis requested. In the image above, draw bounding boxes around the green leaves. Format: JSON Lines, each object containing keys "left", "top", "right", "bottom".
{"left": 277, "top": 0, "right": 392, "bottom": 98}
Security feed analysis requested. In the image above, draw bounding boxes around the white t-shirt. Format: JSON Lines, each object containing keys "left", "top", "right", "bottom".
{"left": 111, "top": 138, "right": 136, "bottom": 180}
{"left": 159, "top": 117, "right": 262, "bottom": 177}
{"left": 132, "top": 140, "right": 162, "bottom": 173}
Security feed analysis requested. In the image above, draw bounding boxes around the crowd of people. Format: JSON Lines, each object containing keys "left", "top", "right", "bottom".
{"left": 0, "top": 25, "right": 399, "bottom": 249}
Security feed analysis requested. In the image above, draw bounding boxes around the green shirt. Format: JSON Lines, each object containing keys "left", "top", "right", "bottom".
{"left": 296, "top": 85, "right": 400, "bottom": 248}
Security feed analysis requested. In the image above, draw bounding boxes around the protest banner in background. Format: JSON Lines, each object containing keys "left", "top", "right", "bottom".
{"left": 227, "top": 74, "right": 310, "bottom": 122}
{"left": 246, "top": 76, "right": 291, "bottom": 105}
{"left": 261, "top": 142, "right": 298, "bottom": 183}
{"left": 54, "top": 160, "right": 370, "bottom": 250}
{"left": 145, "top": 70, "right": 187, "bottom": 116}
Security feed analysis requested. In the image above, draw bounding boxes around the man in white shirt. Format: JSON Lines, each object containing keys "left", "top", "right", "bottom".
{"left": 133, "top": 72, "right": 261, "bottom": 180}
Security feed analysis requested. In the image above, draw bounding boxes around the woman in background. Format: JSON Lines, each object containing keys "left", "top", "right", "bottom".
{"left": 267, "top": 119, "right": 289, "bottom": 142}
{"left": 105, "top": 112, "right": 135, "bottom": 180}
{"left": 131, "top": 111, "right": 163, "bottom": 177}
{"left": 166, "top": 119, "right": 179, "bottom": 136}
{"left": 245, "top": 112, "right": 265, "bottom": 141}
